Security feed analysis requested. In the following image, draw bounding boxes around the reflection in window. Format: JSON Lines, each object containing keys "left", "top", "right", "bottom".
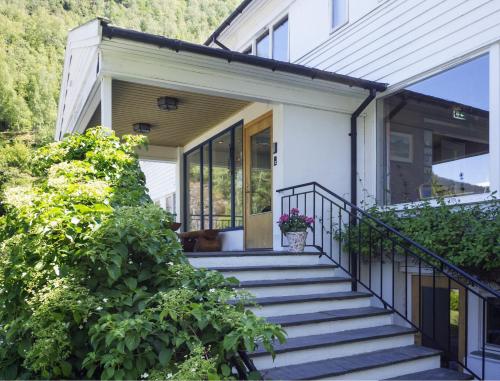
{"left": 487, "top": 298, "right": 500, "bottom": 347}
{"left": 273, "top": 18, "right": 288, "bottom": 61}
{"left": 212, "top": 132, "right": 232, "bottom": 229}
{"left": 184, "top": 123, "right": 243, "bottom": 231}
{"left": 250, "top": 128, "right": 272, "bottom": 215}
{"left": 256, "top": 32, "right": 270, "bottom": 58}
{"left": 332, "top": 0, "right": 348, "bottom": 29}
{"left": 379, "top": 55, "right": 490, "bottom": 204}
{"left": 186, "top": 150, "right": 201, "bottom": 230}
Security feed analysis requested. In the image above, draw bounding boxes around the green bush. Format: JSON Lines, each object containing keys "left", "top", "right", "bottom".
{"left": 0, "top": 127, "right": 284, "bottom": 380}
{"left": 336, "top": 197, "right": 499, "bottom": 282}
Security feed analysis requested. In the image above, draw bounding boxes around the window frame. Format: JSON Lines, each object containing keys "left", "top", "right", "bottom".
{"left": 330, "top": 0, "right": 349, "bottom": 34}
{"left": 240, "top": 14, "right": 290, "bottom": 62}
{"left": 183, "top": 120, "right": 244, "bottom": 232}
{"left": 486, "top": 297, "right": 500, "bottom": 352}
{"left": 375, "top": 50, "right": 494, "bottom": 207}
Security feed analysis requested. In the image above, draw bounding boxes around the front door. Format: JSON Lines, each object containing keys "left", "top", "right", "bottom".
{"left": 244, "top": 112, "right": 273, "bottom": 249}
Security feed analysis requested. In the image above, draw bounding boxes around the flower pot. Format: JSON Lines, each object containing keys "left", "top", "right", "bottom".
{"left": 286, "top": 231, "right": 308, "bottom": 253}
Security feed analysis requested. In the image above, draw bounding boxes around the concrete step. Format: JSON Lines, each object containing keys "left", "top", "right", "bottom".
{"left": 237, "top": 277, "right": 352, "bottom": 297}
{"left": 241, "top": 291, "right": 372, "bottom": 317}
{"left": 260, "top": 345, "right": 442, "bottom": 380}
{"left": 250, "top": 324, "right": 416, "bottom": 369}
{"left": 385, "top": 367, "right": 473, "bottom": 380}
{"left": 187, "top": 251, "right": 321, "bottom": 268}
{"left": 210, "top": 264, "right": 339, "bottom": 281}
{"left": 267, "top": 306, "right": 394, "bottom": 338}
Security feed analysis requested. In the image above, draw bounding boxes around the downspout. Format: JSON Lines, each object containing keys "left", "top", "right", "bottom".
{"left": 349, "top": 88, "right": 377, "bottom": 292}
{"left": 350, "top": 88, "right": 377, "bottom": 207}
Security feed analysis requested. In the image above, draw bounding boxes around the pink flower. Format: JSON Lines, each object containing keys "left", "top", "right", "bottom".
{"left": 279, "top": 214, "right": 290, "bottom": 223}
{"left": 291, "top": 208, "right": 300, "bottom": 215}
{"left": 305, "top": 217, "right": 314, "bottom": 224}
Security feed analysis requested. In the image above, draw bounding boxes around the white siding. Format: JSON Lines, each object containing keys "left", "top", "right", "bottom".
{"left": 139, "top": 160, "right": 176, "bottom": 210}
{"left": 297, "top": 0, "right": 500, "bottom": 87}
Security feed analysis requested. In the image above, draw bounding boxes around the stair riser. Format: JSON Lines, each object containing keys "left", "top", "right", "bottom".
{"left": 250, "top": 297, "right": 371, "bottom": 317}
{"left": 242, "top": 282, "right": 351, "bottom": 298}
{"left": 282, "top": 314, "right": 394, "bottom": 339}
{"left": 252, "top": 334, "right": 415, "bottom": 369}
{"left": 322, "top": 355, "right": 441, "bottom": 380}
{"left": 189, "top": 254, "right": 320, "bottom": 268}
{"left": 219, "top": 268, "right": 339, "bottom": 281}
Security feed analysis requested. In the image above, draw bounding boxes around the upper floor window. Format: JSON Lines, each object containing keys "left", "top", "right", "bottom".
{"left": 249, "top": 16, "right": 289, "bottom": 61}
{"left": 377, "top": 54, "right": 490, "bottom": 205}
{"left": 332, "top": 0, "right": 348, "bottom": 30}
{"left": 273, "top": 18, "right": 289, "bottom": 61}
{"left": 256, "top": 31, "right": 270, "bottom": 58}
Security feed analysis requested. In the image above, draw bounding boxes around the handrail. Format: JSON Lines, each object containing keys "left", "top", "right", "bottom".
{"left": 278, "top": 182, "right": 499, "bottom": 380}
{"left": 277, "top": 181, "right": 500, "bottom": 298}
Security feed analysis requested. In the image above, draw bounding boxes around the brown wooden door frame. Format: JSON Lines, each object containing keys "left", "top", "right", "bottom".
{"left": 243, "top": 111, "right": 273, "bottom": 250}
{"left": 412, "top": 275, "right": 466, "bottom": 368}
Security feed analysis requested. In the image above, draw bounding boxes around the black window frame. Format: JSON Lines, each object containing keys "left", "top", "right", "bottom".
{"left": 183, "top": 120, "right": 244, "bottom": 232}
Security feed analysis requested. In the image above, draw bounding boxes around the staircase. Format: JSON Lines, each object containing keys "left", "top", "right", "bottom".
{"left": 187, "top": 251, "right": 471, "bottom": 380}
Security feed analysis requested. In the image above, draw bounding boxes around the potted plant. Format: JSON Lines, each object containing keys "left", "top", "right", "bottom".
{"left": 278, "top": 208, "right": 314, "bottom": 253}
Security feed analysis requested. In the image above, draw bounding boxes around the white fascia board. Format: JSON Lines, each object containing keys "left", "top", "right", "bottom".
{"left": 136, "top": 145, "right": 178, "bottom": 162}
{"left": 99, "top": 38, "right": 368, "bottom": 115}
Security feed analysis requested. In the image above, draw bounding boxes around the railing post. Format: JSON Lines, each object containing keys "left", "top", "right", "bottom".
{"left": 349, "top": 208, "right": 358, "bottom": 292}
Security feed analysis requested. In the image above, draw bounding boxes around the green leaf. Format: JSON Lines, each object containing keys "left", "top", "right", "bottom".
{"left": 107, "top": 264, "right": 121, "bottom": 281}
{"left": 158, "top": 348, "right": 172, "bottom": 366}
{"left": 125, "top": 335, "right": 140, "bottom": 352}
{"left": 221, "top": 364, "right": 231, "bottom": 377}
{"left": 124, "top": 277, "right": 137, "bottom": 290}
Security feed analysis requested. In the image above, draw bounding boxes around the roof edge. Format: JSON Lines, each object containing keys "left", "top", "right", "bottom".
{"left": 203, "top": 0, "right": 255, "bottom": 46}
{"left": 101, "top": 23, "right": 387, "bottom": 92}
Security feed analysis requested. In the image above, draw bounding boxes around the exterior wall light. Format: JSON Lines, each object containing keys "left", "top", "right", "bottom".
{"left": 133, "top": 123, "right": 152, "bottom": 133}
{"left": 157, "top": 96, "right": 179, "bottom": 111}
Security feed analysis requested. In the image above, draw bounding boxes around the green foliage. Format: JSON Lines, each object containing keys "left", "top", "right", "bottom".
{"left": 337, "top": 197, "right": 500, "bottom": 281}
{"left": 0, "top": 0, "right": 240, "bottom": 143}
{"left": 0, "top": 127, "right": 284, "bottom": 380}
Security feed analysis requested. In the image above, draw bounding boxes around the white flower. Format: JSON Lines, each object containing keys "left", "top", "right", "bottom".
{"left": 96, "top": 306, "right": 103, "bottom": 311}
{"left": 102, "top": 298, "right": 108, "bottom": 303}
{"left": 53, "top": 265, "right": 60, "bottom": 276}
{"left": 166, "top": 373, "right": 173, "bottom": 379}
{"left": 209, "top": 288, "right": 215, "bottom": 293}
{"left": 79, "top": 325, "right": 83, "bottom": 329}
{"left": 71, "top": 217, "right": 80, "bottom": 225}
{"left": 141, "top": 372, "right": 149, "bottom": 379}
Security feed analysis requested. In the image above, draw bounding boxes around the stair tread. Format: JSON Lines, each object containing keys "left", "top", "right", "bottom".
{"left": 260, "top": 345, "right": 441, "bottom": 380}
{"left": 186, "top": 251, "right": 320, "bottom": 258}
{"left": 250, "top": 324, "right": 415, "bottom": 356}
{"left": 385, "top": 367, "right": 473, "bottom": 380}
{"left": 206, "top": 264, "right": 338, "bottom": 272}
{"left": 237, "top": 277, "right": 351, "bottom": 288}
{"left": 239, "top": 291, "right": 371, "bottom": 306}
{"left": 266, "top": 306, "right": 392, "bottom": 326}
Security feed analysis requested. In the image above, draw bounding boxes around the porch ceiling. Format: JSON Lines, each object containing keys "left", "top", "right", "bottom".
{"left": 112, "top": 80, "right": 251, "bottom": 146}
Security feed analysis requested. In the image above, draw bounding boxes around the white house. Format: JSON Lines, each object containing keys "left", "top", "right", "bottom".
{"left": 56, "top": 1, "right": 499, "bottom": 379}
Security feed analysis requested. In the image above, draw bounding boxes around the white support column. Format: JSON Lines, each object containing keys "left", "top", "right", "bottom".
{"left": 490, "top": 43, "right": 500, "bottom": 194}
{"left": 100, "top": 76, "right": 113, "bottom": 132}
{"left": 175, "top": 147, "right": 184, "bottom": 225}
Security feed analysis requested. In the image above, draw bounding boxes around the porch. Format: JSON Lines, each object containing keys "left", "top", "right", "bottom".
{"left": 65, "top": 20, "right": 384, "bottom": 252}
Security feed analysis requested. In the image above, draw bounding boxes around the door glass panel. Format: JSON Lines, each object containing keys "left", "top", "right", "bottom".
{"left": 202, "top": 144, "right": 210, "bottom": 228}
{"left": 250, "top": 128, "right": 272, "bottom": 215}
{"left": 211, "top": 132, "right": 232, "bottom": 229}
{"left": 186, "top": 150, "right": 201, "bottom": 231}
{"left": 234, "top": 126, "right": 244, "bottom": 226}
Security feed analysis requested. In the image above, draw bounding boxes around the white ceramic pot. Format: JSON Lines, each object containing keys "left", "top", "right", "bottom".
{"left": 286, "top": 231, "right": 308, "bottom": 253}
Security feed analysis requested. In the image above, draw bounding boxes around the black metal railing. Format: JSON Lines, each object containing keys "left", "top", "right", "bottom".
{"left": 278, "top": 182, "right": 500, "bottom": 380}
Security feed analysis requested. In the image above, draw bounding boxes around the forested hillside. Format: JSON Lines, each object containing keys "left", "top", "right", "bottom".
{"left": 0, "top": 0, "right": 239, "bottom": 143}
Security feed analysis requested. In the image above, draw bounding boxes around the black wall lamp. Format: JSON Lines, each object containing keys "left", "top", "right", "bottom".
{"left": 157, "top": 96, "right": 179, "bottom": 111}
{"left": 133, "top": 123, "right": 152, "bottom": 133}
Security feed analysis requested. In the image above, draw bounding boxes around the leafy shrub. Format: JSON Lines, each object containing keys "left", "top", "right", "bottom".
{"left": 337, "top": 198, "right": 499, "bottom": 282}
{"left": 0, "top": 127, "right": 284, "bottom": 380}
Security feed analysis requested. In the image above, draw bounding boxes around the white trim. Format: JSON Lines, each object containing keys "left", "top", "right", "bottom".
{"left": 100, "top": 76, "right": 112, "bottom": 131}
{"left": 489, "top": 42, "right": 500, "bottom": 194}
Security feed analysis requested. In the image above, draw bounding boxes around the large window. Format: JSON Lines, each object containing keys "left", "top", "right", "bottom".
{"left": 487, "top": 298, "right": 500, "bottom": 348}
{"left": 184, "top": 122, "right": 243, "bottom": 231}
{"left": 332, "top": 0, "right": 348, "bottom": 30}
{"left": 378, "top": 55, "right": 490, "bottom": 204}
{"left": 256, "top": 31, "right": 270, "bottom": 58}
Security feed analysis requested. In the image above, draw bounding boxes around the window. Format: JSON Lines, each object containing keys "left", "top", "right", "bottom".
{"left": 332, "top": 0, "right": 348, "bottom": 30}
{"left": 487, "top": 298, "right": 500, "bottom": 348}
{"left": 184, "top": 122, "right": 243, "bottom": 231}
{"left": 378, "top": 54, "right": 490, "bottom": 204}
{"left": 273, "top": 18, "right": 289, "bottom": 61}
{"left": 256, "top": 31, "right": 270, "bottom": 58}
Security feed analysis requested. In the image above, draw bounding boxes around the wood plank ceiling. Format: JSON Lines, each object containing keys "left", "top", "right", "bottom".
{"left": 112, "top": 80, "right": 251, "bottom": 147}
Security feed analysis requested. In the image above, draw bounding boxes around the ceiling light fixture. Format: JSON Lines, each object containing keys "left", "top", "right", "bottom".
{"left": 157, "top": 96, "right": 179, "bottom": 111}
{"left": 133, "top": 123, "right": 152, "bottom": 134}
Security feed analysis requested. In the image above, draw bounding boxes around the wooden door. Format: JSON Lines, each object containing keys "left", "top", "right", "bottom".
{"left": 244, "top": 112, "right": 273, "bottom": 249}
